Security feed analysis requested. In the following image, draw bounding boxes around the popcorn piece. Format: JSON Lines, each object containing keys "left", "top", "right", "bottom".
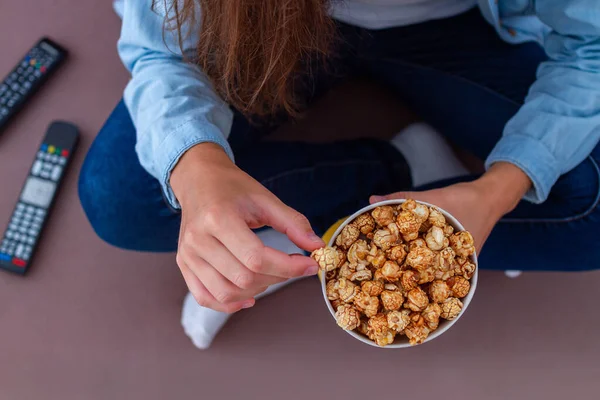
{"left": 368, "top": 313, "right": 395, "bottom": 346}
{"left": 311, "top": 247, "right": 344, "bottom": 272}
{"left": 381, "top": 260, "right": 402, "bottom": 282}
{"left": 447, "top": 276, "right": 471, "bottom": 298}
{"left": 438, "top": 247, "right": 456, "bottom": 271}
{"left": 425, "top": 226, "right": 448, "bottom": 251}
{"left": 387, "top": 309, "right": 411, "bottom": 333}
{"left": 361, "top": 280, "right": 384, "bottom": 297}
{"left": 347, "top": 239, "right": 369, "bottom": 264}
{"left": 338, "top": 262, "right": 356, "bottom": 280}
{"left": 353, "top": 213, "right": 376, "bottom": 235}
{"left": 405, "top": 287, "right": 430, "bottom": 312}
{"left": 326, "top": 269, "right": 337, "bottom": 281}
{"left": 338, "top": 277, "right": 360, "bottom": 303}
{"left": 386, "top": 245, "right": 407, "bottom": 263}
{"left": 373, "top": 269, "right": 385, "bottom": 282}
{"left": 372, "top": 228, "right": 399, "bottom": 251}
{"left": 455, "top": 258, "right": 476, "bottom": 280}
{"left": 353, "top": 292, "right": 380, "bottom": 317}
{"left": 449, "top": 231, "right": 475, "bottom": 258}
{"left": 405, "top": 246, "right": 435, "bottom": 271}
{"left": 429, "top": 280, "right": 451, "bottom": 303}
{"left": 331, "top": 299, "right": 343, "bottom": 311}
{"left": 335, "top": 304, "right": 361, "bottom": 330}
{"left": 367, "top": 244, "right": 387, "bottom": 269}
{"left": 401, "top": 199, "right": 430, "bottom": 223}
{"left": 326, "top": 279, "right": 340, "bottom": 301}
{"left": 440, "top": 297, "right": 463, "bottom": 320}
{"left": 358, "top": 319, "right": 370, "bottom": 336}
{"left": 408, "top": 238, "right": 427, "bottom": 252}
{"left": 422, "top": 303, "right": 442, "bottom": 330}
{"left": 371, "top": 206, "right": 396, "bottom": 227}
{"left": 384, "top": 283, "right": 400, "bottom": 292}
{"left": 380, "top": 290, "right": 404, "bottom": 311}
{"left": 417, "top": 266, "right": 436, "bottom": 284}
{"left": 350, "top": 268, "right": 372, "bottom": 282}
{"left": 404, "top": 314, "right": 431, "bottom": 345}
{"left": 400, "top": 270, "right": 420, "bottom": 292}
{"left": 396, "top": 211, "right": 421, "bottom": 241}
{"left": 336, "top": 224, "right": 360, "bottom": 250}
{"left": 428, "top": 207, "right": 446, "bottom": 228}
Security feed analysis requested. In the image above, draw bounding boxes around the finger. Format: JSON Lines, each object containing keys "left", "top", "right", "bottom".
{"left": 210, "top": 214, "right": 320, "bottom": 279}
{"left": 257, "top": 196, "right": 325, "bottom": 251}
{"left": 179, "top": 261, "right": 253, "bottom": 313}
{"left": 186, "top": 252, "right": 264, "bottom": 304}
{"left": 370, "top": 191, "right": 416, "bottom": 204}
{"left": 199, "top": 236, "right": 285, "bottom": 289}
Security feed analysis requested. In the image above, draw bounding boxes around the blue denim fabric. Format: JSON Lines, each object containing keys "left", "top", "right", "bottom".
{"left": 80, "top": 10, "right": 600, "bottom": 271}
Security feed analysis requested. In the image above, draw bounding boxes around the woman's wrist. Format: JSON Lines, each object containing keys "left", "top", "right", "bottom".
{"left": 474, "top": 162, "right": 532, "bottom": 216}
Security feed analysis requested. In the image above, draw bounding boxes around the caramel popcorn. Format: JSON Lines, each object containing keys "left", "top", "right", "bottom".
{"left": 347, "top": 239, "right": 369, "bottom": 264}
{"left": 350, "top": 269, "right": 372, "bottom": 282}
{"left": 428, "top": 207, "right": 446, "bottom": 228}
{"left": 338, "top": 262, "right": 356, "bottom": 280}
{"left": 386, "top": 245, "right": 407, "bottom": 263}
{"left": 447, "top": 276, "right": 470, "bottom": 298}
{"left": 352, "top": 213, "right": 376, "bottom": 235}
{"left": 320, "top": 199, "right": 476, "bottom": 347}
{"left": 422, "top": 303, "right": 442, "bottom": 330}
{"left": 406, "top": 246, "right": 435, "bottom": 271}
{"left": 311, "top": 247, "right": 343, "bottom": 272}
{"left": 354, "top": 292, "right": 380, "bottom": 317}
{"left": 429, "top": 280, "right": 451, "bottom": 303}
{"left": 381, "top": 290, "right": 404, "bottom": 311}
{"left": 338, "top": 277, "right": 360, "bottom": 303}
{"left": 404, "top": 314, "right": 431, "bottom": 345}
{"left": 336, "top": 224, "right": 360, "bottom": 250}
{"left": 449, "top": 231, "right": 475, "bottom": 258}
{"left": 405, "top": 287, "right": 429, "bottom": 312}
{"left": 372, "top": 228, "right": 399, "bottom": 251}
{"left": 381, "top": 260, "right": 402, "bottom": 282}
{"left": 401, "top": 199, "right": 430, "bottom": 223}
{"left": 326, "top": 279, "right": 340, "bottom": 301}
{"left": 361, "top": 280, "right": 384, "bottom": 297}
{"left": 371, "top": 206, "right": 396, "bottom": 227}
{"left": 400, "top": 269, "right": 420, "bottom": 292}
{"left": 425, "top": 226, "right": 448, "bottom": 251}
{"left": 387, "top": 310, "right": 411, "bottom": 333}
{"left": 440, "top": 297, "right": 463, "bottom": 320}
{"left": 335, "top": 304, "right": 361, "bottom": 330}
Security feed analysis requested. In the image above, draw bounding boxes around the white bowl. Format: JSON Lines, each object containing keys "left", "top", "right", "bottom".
{"left": 320, "top": 199, "right": 478, "bottom": 348}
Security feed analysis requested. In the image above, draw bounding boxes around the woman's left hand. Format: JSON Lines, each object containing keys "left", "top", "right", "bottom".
{"left": 370, "top": 162, "right": 532, "bottom": 253}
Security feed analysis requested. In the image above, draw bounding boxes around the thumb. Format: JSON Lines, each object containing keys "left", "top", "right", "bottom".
{"left": 370, "top": 191, "right": 416, "bottom": 204}
{"left": 260, "top": 198, "right": 325, "bottom": 252}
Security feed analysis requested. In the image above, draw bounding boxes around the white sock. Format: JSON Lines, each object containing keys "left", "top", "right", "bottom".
{"left": 390, "top": 122, "right": 470, "bottom": 187}
{"left": 181, "top": 229, "right": 306, "bottom": 349}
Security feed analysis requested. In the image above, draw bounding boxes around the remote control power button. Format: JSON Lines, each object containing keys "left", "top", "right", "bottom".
{"left": 12, "top": 258, "right": 26, "bottom": 268}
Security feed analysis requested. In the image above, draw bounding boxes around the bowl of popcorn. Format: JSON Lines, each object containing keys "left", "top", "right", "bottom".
{"left": 311, "top": 199, "right": 477, "bottom": 348}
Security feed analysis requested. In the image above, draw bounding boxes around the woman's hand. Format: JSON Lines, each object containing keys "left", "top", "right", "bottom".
{"left": 171, "top": 143, "right": 324, "bottom": 313}
{"left": 370, "top": 162, "right": 532, "bottom": 252}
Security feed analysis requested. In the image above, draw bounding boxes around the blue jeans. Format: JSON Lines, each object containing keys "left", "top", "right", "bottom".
{"left": 79, "top": 9, "right": 600, "bottom": 272}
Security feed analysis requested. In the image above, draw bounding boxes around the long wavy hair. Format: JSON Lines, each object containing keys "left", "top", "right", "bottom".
{"left": 155, "top": 0, "right": 335, "bottom": 118}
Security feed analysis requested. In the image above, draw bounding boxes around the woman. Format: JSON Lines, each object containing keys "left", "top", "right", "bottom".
{"left": 79, "top": 0, "right": 600, "bottom": 346}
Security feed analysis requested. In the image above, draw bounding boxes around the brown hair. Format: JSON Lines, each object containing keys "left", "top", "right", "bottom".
{"left": 156, "top": 0, "right": 335, "bottom": 118}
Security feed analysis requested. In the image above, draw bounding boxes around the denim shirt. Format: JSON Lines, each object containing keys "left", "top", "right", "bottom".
{"left": 117, "top": 0, "right": 600, "bottom": 209}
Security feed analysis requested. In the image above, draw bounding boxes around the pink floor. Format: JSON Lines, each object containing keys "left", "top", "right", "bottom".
{"left": 1, "top": 1, "right": 599, "bottom": 399}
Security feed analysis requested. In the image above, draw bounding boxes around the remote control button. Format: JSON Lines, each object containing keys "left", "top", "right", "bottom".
{"left": 35, "top": 209, "right": 46, "bottom": 217}
{"left": 0, "top": 253, "right": 11, "bottom": 262}
{"left": 23, "top": 81, "right": 32, "bottom": 90}
{"left": 28, "top": 75, "right": 36, "bottom": 82}
{"left": 48, "top": 145, "right": 55, "bottom": 153}
{"left": 34, "top": 70, "right": 42, "bottom": 78}
{"left": 51, "top": 165, "right": 62, "bottom": 181}
{"left": 52, "top": 155, "right": 60, "bottom": 163}
{"left": 27, "top": 229, "right": 37, "bottom": 237}
{"left": 17, "top": 203, "right": 25, "bottom": 211}
{"left": 11, "top": 83, "right": 20, "bottom": 91}
{"left": 9, "top": 72, "right": 18, "bottom": 80}
{"left": 13, "top": 233, "right": 21, "bottom": 242}
{"left": 0, "top": 107, "right": 8, "bottom": 117}
{"left": 21, "top": 60, "right": 29, "bottom": 67}
{"left": 33, "top": 215, "right": 44, "bottom": 224}
{"left": 12, "top": 258, "right": 26, "bottom": 268}
{"left": 27, "top": 237, "right": 35, "bottom": 245}
{"left": 40, "top": 66, "right": 47, "bottom": 73}
{"left": 40, "top": 171, "right": 50, "bottom": 179}
{"left": 32, "top": 160, "right": 43, "bottom": 176}
{"left": 15, "top": 244, "right": 24, "bottom": 258}
{"left": 0, "top": 84, "right": 7, "bottom": 94}
{"left": 6, "top": 231, "right": 14, "bottom": 240}
{"left": 18, "top": 226, "right": 27, "bottom": 234}
{"left": 26, "top": 205, "right": 35, "bottom": 213}
{"left": 7, "top": 99, "right": 17, "bottom": 108}
{"left": 58, "top": 157, "right": 67, "bottom": 166}
{"left": 9, "top": 223, "right": 18, "bottom": 231}
{"left": 30, "top": 223, "right": 41, "bottom": 232}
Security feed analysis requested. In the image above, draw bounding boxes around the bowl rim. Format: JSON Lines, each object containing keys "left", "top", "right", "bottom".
{"left": 320, "top": 199, "right": 478, "bottom": 348}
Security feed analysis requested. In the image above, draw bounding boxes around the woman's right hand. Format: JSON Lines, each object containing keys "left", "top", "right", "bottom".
{"left": 170, "top": 143, "right": 324, "bottom": 313}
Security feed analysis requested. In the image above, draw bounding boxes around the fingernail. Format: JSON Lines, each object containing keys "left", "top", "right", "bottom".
{"left": 242, "top": 300, "right": 254, "bottom": 309}
{"left": 371, "top": 195, "right": 385, "bottom": 203}
{"left": 308, "top": 233, "right": 325, "bottom": 244}
{"left": 303, "top": 265, "right": 319, "bottom": 276}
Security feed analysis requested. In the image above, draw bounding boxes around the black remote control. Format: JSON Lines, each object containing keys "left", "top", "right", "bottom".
{"left": 0, "top": 121, "right": 79, "bottom": 275}
{"left": 0, "top": 37, "right": 67, "bottom": 132}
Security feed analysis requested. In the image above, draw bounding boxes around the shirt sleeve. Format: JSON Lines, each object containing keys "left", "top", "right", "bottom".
{"left": 485, "top": 0, "right": 600, "bottom": 204}
{"left": 117, "top": 0, "right": 234, "bottom": 209}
